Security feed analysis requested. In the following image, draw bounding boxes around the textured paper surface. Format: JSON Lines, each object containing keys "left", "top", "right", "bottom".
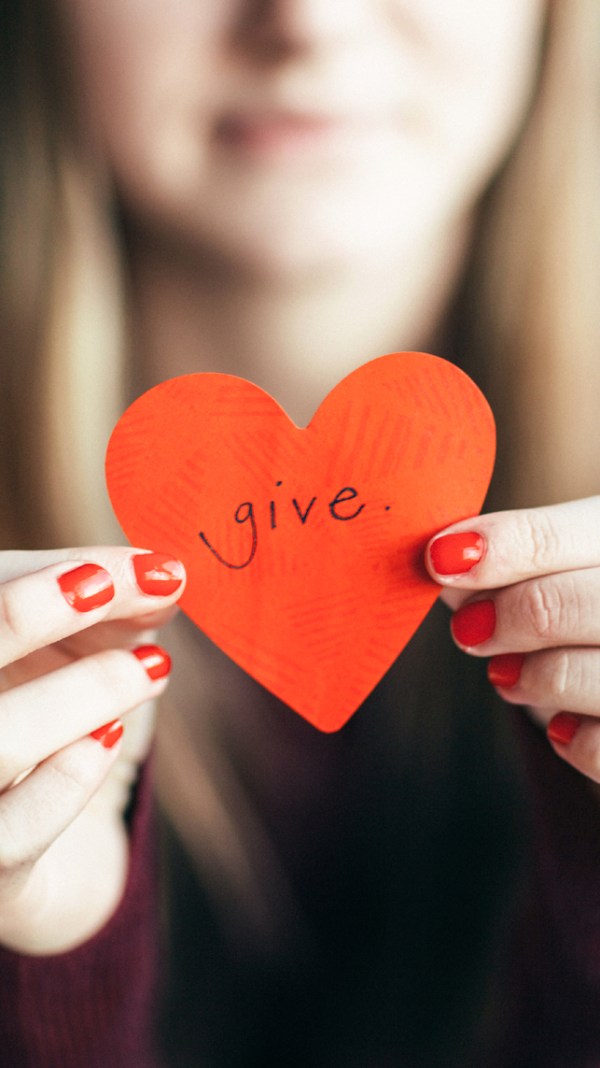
{"left": 106, "top": 352, "right": 495, "bottom": 731}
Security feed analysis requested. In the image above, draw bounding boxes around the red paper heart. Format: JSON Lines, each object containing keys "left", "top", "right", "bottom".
{"left": 105, "top": 352, "right": 495, "bottom": 731}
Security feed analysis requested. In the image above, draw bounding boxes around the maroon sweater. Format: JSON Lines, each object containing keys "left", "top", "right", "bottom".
{"left": 2, "top": 618, "right": 600, "bottom": 1067}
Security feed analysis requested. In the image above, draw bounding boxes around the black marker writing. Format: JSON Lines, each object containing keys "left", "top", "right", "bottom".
{"left": 199, "top": 501, "right": 257, "bottom": 570}
{"left": 328, "top": 486, "right": 365, "bottom": 521}
{"left": 292, "top": 497, "right": 317, "bottom": 524}
{"left": 199, "top": 483, "right": 368, "bottom": 570}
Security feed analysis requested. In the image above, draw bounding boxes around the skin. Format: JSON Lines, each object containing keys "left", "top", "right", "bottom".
{"left": 69, "top": 0, "right": 546, "bottom": 417}
{"left": 0, "top": 548, "right": 182, "bottom": 952}
{"left": 3, "top": 1, "right": 597, "bottom": 958}
{"left": 425, "top": 498, "right": 600, "bottom": 774}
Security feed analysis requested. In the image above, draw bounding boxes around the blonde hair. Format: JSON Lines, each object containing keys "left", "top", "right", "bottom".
{"left": 3, "top": 3, "right": 599, "bottom": 553}
{"left": 473, "top": 0, "right": 600, "bottom": 507}
{"left": 2, "top": 0, "right": 600, "bottom": 925}
{"left": 0, "top": 2, "right": 125, "bottom": 548}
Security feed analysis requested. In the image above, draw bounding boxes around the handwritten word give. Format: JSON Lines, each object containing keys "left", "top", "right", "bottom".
{"left": 199, "top": 482, "right": 366, "bottom": 569}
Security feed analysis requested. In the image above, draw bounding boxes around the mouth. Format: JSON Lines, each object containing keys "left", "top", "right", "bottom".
{"left": 213, "top": 108, "right": 388, "bottom": 162}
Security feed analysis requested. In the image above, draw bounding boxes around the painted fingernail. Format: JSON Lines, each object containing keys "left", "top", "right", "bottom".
{"left": 132, "top": 644, "right": 172, "bottom": 680}
{"left": 487, "top": 653, "right": 525, "bottom": 689}
{"left": 451, "top": 599, "right": 496, "bottom": 647}
{"left": 547, "top": 712, "right": 581, "bottom": 747}
{"left": 90, "top": 720, "right": 124, "bottom": 749}
{"left": 428, "top": 532, "right": 485, "bottom": 576}
{"left": 58, "top": 563, "right": 115, "bottom": 612}
{"left": 132, "top": 553, "right": 185, "bottom": 597}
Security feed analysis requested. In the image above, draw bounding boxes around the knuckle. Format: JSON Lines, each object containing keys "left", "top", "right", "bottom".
{"left": 84, "top": 654, "right": 116, "bottom": 695}
{"left": 85, "top": 650, "right": 148, "bottom": 711}
{"left": 519, "top": 579, "right": 568, "bottom": 642}
{"left": 0, "top": 586, "right": 27, "bottom": 650}
{"left": 518, "top": 509, "right": 561, "bottom": 572}
{"left": 0, "top": 748, "right": 23, "bottom": 795}
{"left": 535, "top": 649, "right": 574, "bottom": 704}
{"left": 46, "top": 760, "right": 89, "bottom": 798}
{"left": 0, "top": 814, "right": 27, "bottom": 872}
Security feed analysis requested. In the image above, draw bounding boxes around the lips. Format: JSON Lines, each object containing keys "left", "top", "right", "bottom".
{"left": 213, "top": 107, "right": 392, "bottom": 161}
{"left": 215, "top": 110, "right": 347, "bottom": 151}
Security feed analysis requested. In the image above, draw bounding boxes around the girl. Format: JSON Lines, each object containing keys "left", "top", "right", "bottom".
{"left": 1, "top": 2, "right": 600, "bottom": 1064}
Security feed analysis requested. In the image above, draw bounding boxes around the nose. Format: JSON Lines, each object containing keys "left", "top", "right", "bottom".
{"left": 232, "top": 0, "right": 367, "bottom": 61}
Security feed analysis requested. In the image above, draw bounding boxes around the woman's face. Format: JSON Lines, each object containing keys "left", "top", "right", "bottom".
{"left": 66, "top": 0, "right": 546, "bottom": 276}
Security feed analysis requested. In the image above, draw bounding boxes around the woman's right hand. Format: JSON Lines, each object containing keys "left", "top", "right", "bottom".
{"left": 0, "top": 547, "right": 185, "bottom": 956}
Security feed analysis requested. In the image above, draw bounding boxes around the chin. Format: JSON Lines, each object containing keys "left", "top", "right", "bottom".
{"left": 189, "top": 202, "right": 416, "bottom": 283}
{"left": 205, "top": 231, "right": 361, "bottom": 282}
{"left": 127, "top": 165, "right": 445, "bottom": 284}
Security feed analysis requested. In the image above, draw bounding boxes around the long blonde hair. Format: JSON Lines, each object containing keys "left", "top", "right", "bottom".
{"left": 2, "top": 3, "right": 599, "bottom": 552}
{"left": 2, "top": 0, "right": 600, "bottom": 926}
{"left": 472, "top": 0, "right": 600, "bottom": 507}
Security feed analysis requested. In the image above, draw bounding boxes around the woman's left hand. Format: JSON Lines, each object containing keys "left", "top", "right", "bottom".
{"left": 425, "top": 496, "right": 600, "bottom": 782}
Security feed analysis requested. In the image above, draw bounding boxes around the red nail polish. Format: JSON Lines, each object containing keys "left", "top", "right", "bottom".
{"left": 58, "top": 564, "right": 115, "bottom": 613}
{"left": 451, "top": 599, "right": 496, "bottom": 647}
{"left": 90, "top": 720, "right": 124, "bottom": 749}
{"left": 547, "top": 712, "right": 580, "bottom": 747}
{"left": 429, "top": 532, "right": 485, "bottom": 576}
{"left": 132, "top": 644, "right": 172, "bottom": 680}
{"left": 487, "top": 653, "right": 525, "bottom": 689}
{"left": 132, "top": 553, "right": 184, "bottom": 597}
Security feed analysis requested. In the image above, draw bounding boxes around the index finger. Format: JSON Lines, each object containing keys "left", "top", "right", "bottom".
{"left": 0, "top": 548, "right": 185, "bottom": 670}
{"left": 425, "top": 496, "right": 600, "bottom": 590}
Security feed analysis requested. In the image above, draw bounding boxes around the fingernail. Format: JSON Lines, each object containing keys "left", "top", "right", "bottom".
{"left": 132, "top": 553, "right": 185, "bottom": 597}
{"left": 90, "top": 720, "right": 124, "bottom": 749}
{"left": 58, "top": 563, "right": 115, "bottom": 613}
{"left": 451, "top": 599, "right": 496, "bottom": 647}
{"left": 547, "top": 712, "right": 581, "bottom": 747}
{"left": 132, "top": 644, "right": 172, "bottom": 680}
{"left": 428, "top": 532, "right": 485, "bottom": 576}
{"left": 487, "top": 653, "right": 525, "bottom": 689}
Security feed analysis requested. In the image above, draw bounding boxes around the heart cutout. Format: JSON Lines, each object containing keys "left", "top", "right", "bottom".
{"left": 105, "top": 352, "right": 495, "bottom": 731}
